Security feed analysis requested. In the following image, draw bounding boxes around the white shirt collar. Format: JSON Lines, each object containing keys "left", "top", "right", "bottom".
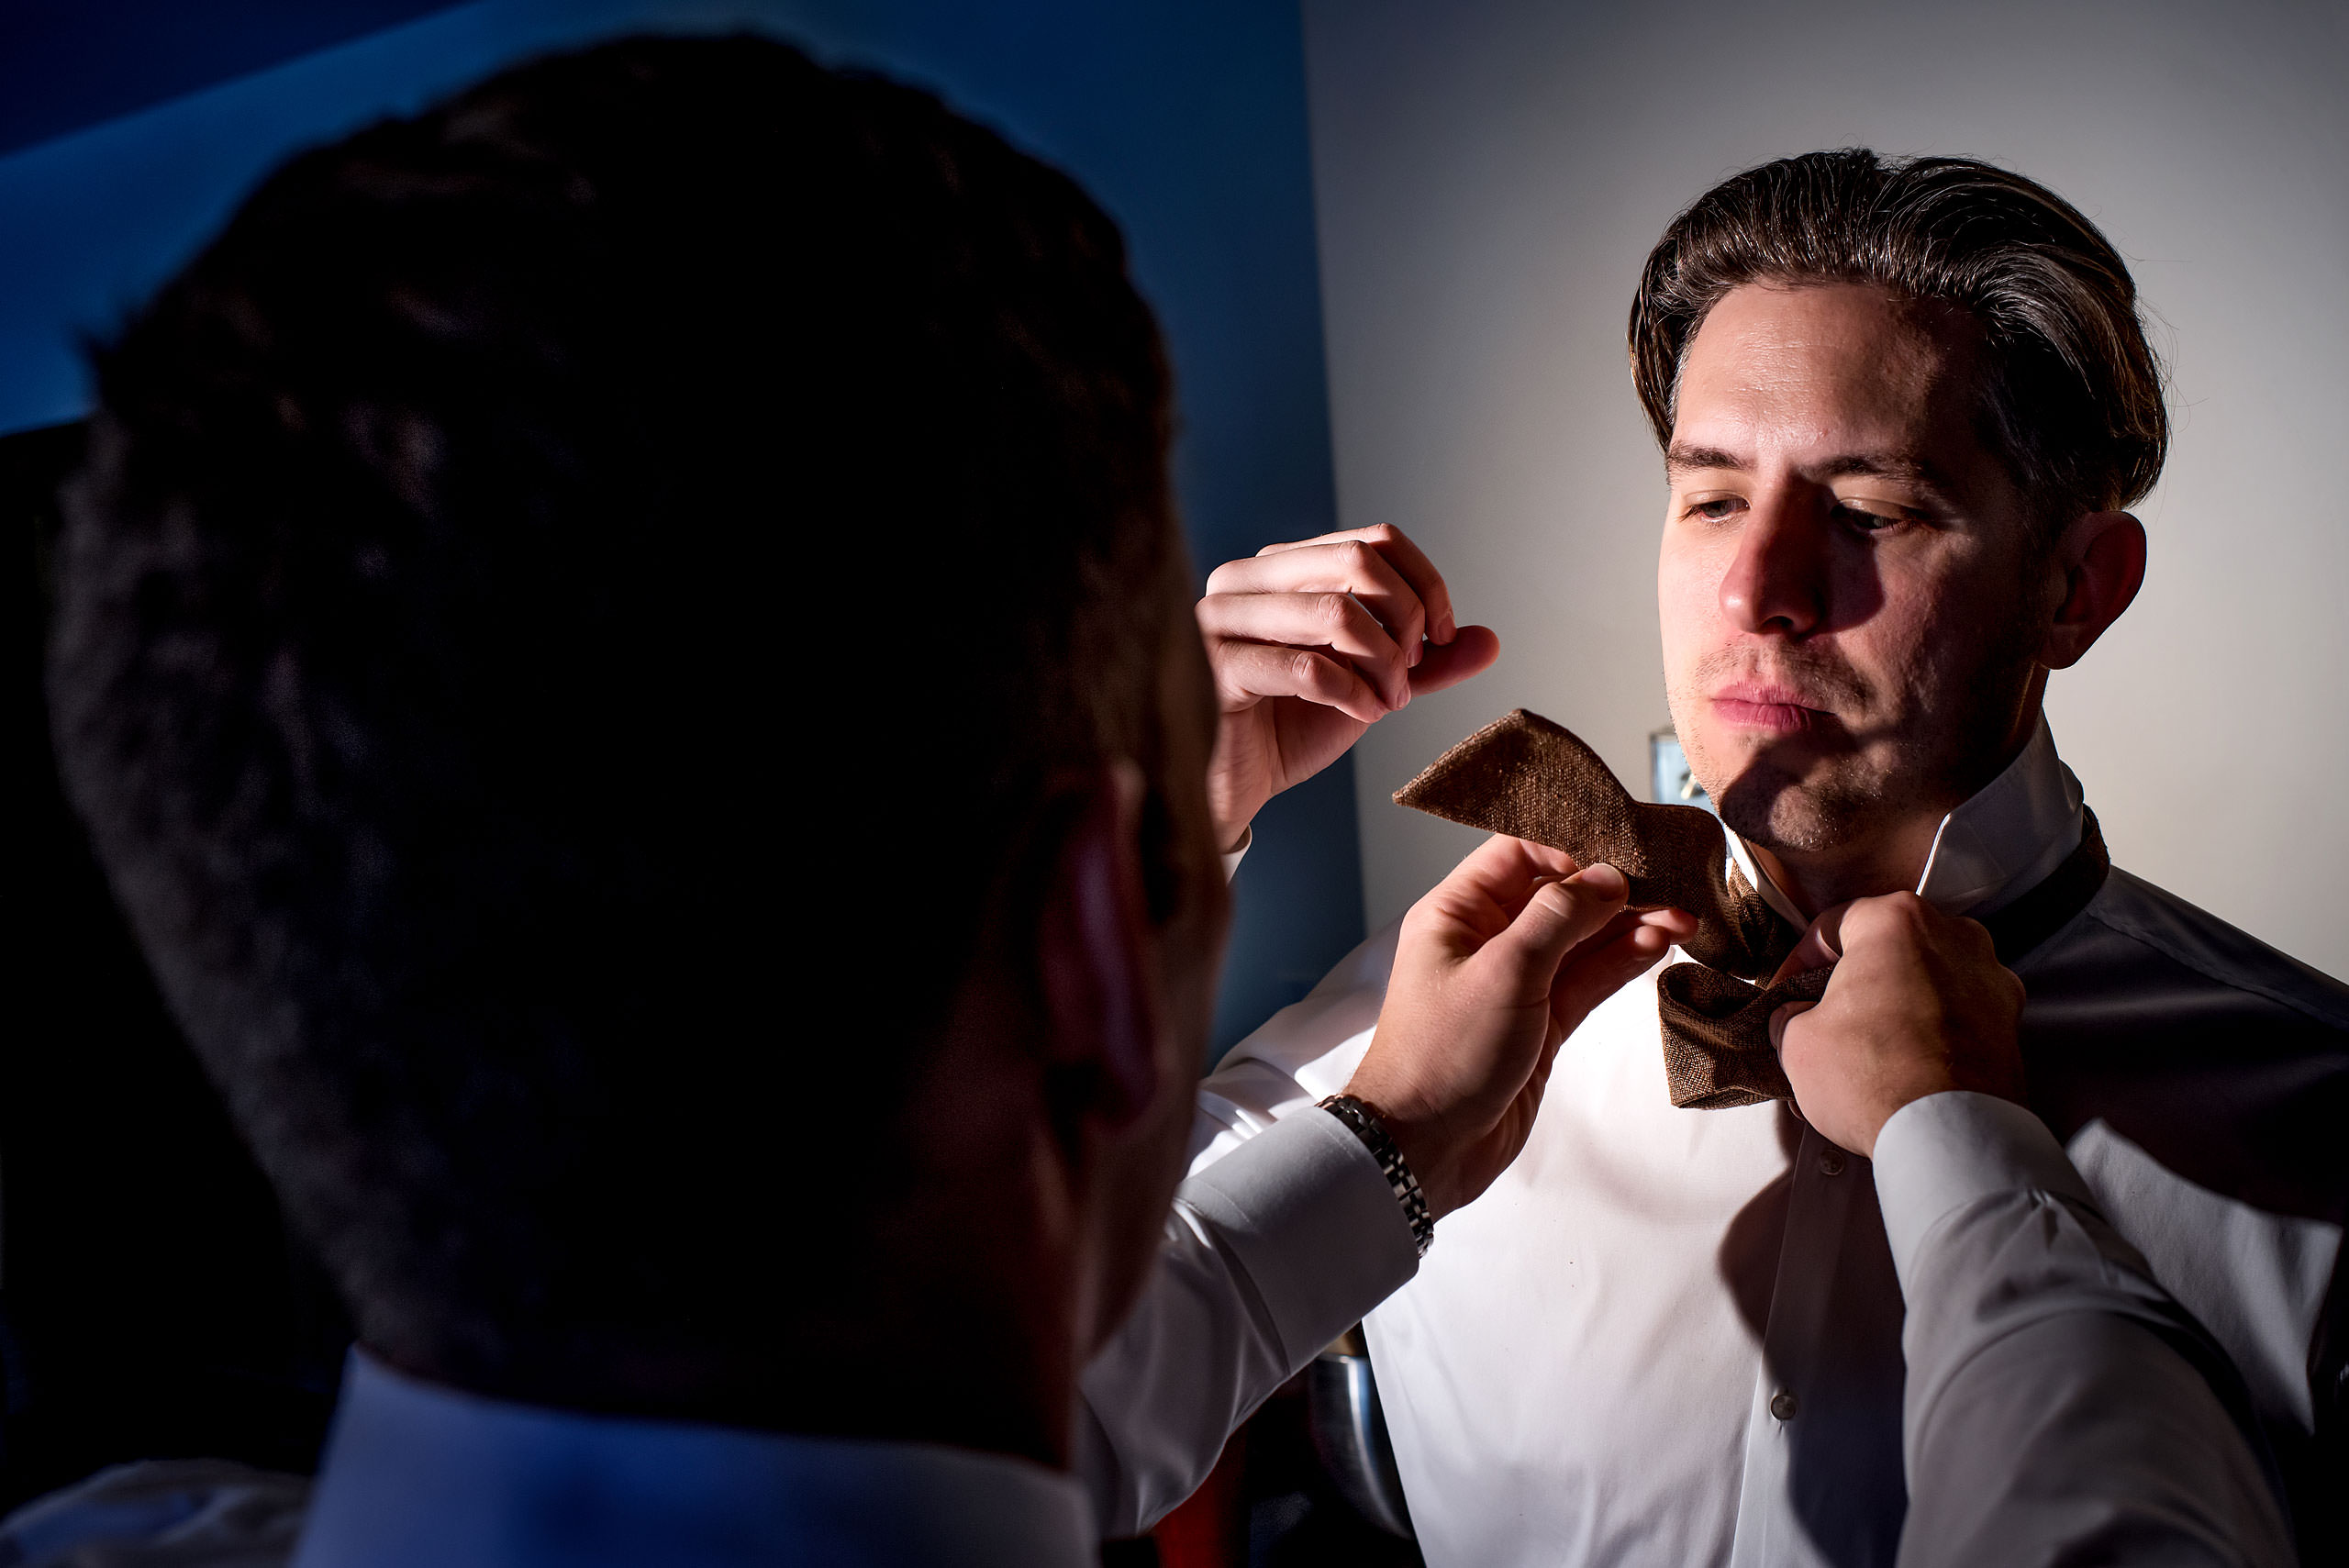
{"left": 1912, "top": 714, "right": 2086, "bottom": 917}
{"left": 1728, "top": 714, "right": 2085, "bottom": 926}
{"left": 294, "top": 1351, "right": 1097, "bottom": 1568}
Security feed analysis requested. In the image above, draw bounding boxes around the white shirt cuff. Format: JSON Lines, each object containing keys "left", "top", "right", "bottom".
{"left": 1871, "top": 1090, "right": 2096, "bottom": 1299}
{"left": 1219, "top": 825, "right": 1252, "bottom": 883}
{"left": 1175, "top": 1103, "right": 1419, "bottom": 1364}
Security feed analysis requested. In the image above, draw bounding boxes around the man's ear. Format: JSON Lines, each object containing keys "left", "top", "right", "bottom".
{"left": 2037, "top": 509, "right": 2146, "bottom": 671}
{"left": 1030, "top": 761, "right": 1161, "bottom": 1137}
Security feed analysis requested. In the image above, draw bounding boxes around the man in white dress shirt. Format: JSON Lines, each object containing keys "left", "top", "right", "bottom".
{"left": 1086, "top": 150, "right": 2349, "bottom": 1564}
{"left": 23, "top": 36, "right": 2309, "bottom": 1568}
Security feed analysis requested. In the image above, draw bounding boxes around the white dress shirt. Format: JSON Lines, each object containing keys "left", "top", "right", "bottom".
{"left": 286, "top": 1354, "right": 1098, "bottom": 1568}
{"left": 0, "top": 1373, "right": 1105, "bottom": 1568}
{"left": 1090, "top": 717, "right": 2345, "bottom": 1566}
{"left": 1080, "top": 1086, "right": 1420, "bottom": 1526}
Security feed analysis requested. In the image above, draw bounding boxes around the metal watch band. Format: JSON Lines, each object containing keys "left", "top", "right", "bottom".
{"left": 1319, "top": 1094, "right": 1434, "bottom": 1258}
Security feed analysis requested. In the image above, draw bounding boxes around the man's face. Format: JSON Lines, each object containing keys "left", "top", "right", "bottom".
{"left": 1658, "top": 282, "right": 2054, "bottom": 859}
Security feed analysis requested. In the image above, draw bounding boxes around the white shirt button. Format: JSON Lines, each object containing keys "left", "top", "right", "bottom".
{"left": 1770, "top": 1390, "right": 1799, "bottom": 1421}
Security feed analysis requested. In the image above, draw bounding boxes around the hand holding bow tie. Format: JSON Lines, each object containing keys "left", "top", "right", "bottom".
{"left": 1770, "top": 895, "right": 2029, "bottom": 1157}
{"left": 1345, "top": 835, "right": 1696, "bottom": 1218}
{"left": 1392, "top": 708, "right": 1814, "bottom": 1107}
{"left": 1394, "top": 709, "right": 2107, "bottom": 1111}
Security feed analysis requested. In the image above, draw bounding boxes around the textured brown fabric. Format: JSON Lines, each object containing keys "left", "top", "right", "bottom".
{"left": 1654, "top": 963, "right": 1831, "bottom": 1108}
{"left": 1394, "top": 708, "right": 2113, "bottom": 1110}
{"left": 1395, "top": 710, "right": 1791, "bottom": 977}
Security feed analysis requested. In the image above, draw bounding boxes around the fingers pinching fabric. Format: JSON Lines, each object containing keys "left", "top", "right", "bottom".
{"left": 1393, "top": 710, "right": 2110, "bottom": 1111}
{"left": 1393, "top": 709, "right": 1810, "bottom": 1106}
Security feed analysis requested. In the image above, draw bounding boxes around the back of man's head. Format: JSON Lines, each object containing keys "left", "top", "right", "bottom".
{"left": 47, "top": 34, "right": 1191, "bottom": 1413}
{"left": 1629, "top": 148, "right": 2166, "bottom": 539}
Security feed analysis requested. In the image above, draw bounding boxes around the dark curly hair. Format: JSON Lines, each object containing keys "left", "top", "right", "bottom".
{"left": 46, "top": 34, "right": 1182, "bottom": 1404}
{"left": 1629, "top": 149, "right": 2167, "bottom": 531}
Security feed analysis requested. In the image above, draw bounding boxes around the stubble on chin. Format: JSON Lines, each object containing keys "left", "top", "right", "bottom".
{"left": 1716, "top": 744, "right": 1911, "bottom": 853}
{"left": 1666, "top": 643, "right": 1903, "bottom": 855}
{"left": 1670, "top": 621, "right": 2041, "bottom": 858}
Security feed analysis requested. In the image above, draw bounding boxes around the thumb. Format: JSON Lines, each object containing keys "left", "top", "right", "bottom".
{"left": 1768, "top": 997, "right": 1818, "bottom": 1052}
{"left": 1769, "top": 901, "right": 1854, "bottom": 987}
{"left": 1486, "top": 862, "right": 1630, "bottom": 997}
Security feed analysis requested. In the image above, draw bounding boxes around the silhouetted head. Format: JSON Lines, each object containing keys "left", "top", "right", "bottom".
{"left": 49, "top": 34, "right": 1228, "bottom": 1450}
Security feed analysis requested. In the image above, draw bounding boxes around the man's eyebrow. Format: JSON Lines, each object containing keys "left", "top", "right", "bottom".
{"left": 1665, "top": 443, "right": 1954, "bottom": 494}
{"left": 1816, "top": 451, "right": 1947, "bottom": 489}
{"left": 1664, "top": 443, "right": 1745, "bottom": 474}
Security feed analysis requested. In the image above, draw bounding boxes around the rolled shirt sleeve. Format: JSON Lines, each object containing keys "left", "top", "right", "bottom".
{"left": 1076, "top": 1105, "right": 1419, "bottom": 1536}
{"left": 1873, "top": 1092, "right": 2295, "bottom": 1568}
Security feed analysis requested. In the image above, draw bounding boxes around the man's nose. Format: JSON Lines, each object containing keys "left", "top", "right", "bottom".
{"left": 1718, "top": 495, "right": 1826, "bottom": 637}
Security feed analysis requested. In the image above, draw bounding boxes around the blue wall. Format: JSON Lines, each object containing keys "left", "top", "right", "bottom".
{"left": 0, "top": 0, "right": 1364, "bottom": 1060}
{"left": 0, "top": 1, "right": 474, "bottom": 157}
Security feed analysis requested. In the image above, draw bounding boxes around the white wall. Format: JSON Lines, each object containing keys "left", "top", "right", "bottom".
{"left": 1303, "top": 0, "right": 2349, "bottom": 980}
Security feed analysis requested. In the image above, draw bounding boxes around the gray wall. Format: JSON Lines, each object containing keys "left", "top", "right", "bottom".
{"left": 1303, "top": 0, "right": 2349, "bottom": 979}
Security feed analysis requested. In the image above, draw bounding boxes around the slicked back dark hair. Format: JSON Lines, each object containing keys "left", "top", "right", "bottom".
{"left": 46, "top": 34, "right": 1180, "bottom": 1395}
{"left": 1630, "top": 149, "right": 2167, "bottom": 529}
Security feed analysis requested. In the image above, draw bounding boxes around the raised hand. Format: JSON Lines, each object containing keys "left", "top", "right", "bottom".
{"left": 1197, "top": 524, "right": 1499, "bottom": 851}
{"left": 1768, "top": 893, "right": 2027, "bottom": 1156}
{"left": 1344, "top": 835, "right": 1697, "bottom": 1218}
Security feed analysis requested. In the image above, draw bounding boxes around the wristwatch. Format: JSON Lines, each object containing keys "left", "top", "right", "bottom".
{"left": 1319, "top": 1094, "right": 1435, "bottom": 1258}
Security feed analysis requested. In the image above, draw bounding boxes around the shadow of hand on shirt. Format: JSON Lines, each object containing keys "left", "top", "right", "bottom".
{"left": 1717, "top": 1100, "right": 1910, "bottom": 1568}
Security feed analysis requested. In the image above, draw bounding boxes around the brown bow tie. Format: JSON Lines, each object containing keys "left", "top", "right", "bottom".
{"left": 1394, "top": 709, "right": 2110, "bottom": 1109}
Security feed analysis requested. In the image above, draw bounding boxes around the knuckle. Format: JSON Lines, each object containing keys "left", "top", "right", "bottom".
{"left": 1313, "top": 591, "right": 1357, "bottom": 632}
{"left": 1840, "top": 896, "right": 1891, "bottom": 938}
{"left": 1879, "top": 892, "right": 1934, "bottom": 938}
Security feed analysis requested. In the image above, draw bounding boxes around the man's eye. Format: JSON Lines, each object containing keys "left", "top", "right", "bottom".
{"left": 1833, "top": 502, "right": 1906, "bottom": 531}
{"left": 1684, "top": 497, "right": 1744, "bottom": 522}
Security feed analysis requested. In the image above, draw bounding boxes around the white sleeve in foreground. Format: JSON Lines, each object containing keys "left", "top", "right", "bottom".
{"left": 1873, "top": 1092, "right": 2294, "bottom": 1568}
{"left": 1075, "top": 1106, "right": 1418, "bottom": 1537}
{"left": 1219, "top": 825, "right": 1252, "bottom": 883}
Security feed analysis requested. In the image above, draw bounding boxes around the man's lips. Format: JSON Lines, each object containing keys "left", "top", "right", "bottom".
{"left": 1709, "top": 682, "right": 1834, "bottom": 734}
